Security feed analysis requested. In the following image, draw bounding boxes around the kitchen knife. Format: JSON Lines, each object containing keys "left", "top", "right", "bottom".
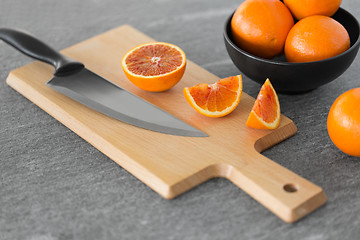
{"left": 0, "top": 28, "right": 207, "bottom": 137}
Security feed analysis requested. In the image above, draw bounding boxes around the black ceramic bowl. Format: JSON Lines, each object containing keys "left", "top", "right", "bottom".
{"left": 224, "top": 8, "right": 360, "bottom": 93}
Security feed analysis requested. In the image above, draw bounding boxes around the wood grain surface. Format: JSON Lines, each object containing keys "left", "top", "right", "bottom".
{"left": 6, "top": 25, "right": 326, "bottom": 223}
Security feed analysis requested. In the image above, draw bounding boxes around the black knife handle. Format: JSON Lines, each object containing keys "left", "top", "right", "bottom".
{"left": 0, "top": 28, "right": 84, "bottom": 76}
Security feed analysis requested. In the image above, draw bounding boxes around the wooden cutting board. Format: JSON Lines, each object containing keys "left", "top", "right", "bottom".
{"left": 6, "top": 25, "right": 326, "bottom": 223}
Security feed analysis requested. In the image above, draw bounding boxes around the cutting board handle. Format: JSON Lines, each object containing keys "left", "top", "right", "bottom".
{"left": 0, "top": 28, "right": 84, "bottom": 76}
{"left": 227, "top": 151, "right": 327, "bottom": 223}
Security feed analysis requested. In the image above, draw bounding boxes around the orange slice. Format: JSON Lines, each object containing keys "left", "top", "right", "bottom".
{"left": 246, "top": 79, "right": 281, "bottom": 129}
{"left": 183, "top": 75, "right": 243, "bottom": 117}
{"left": 122, "top": 42, "right": 186, "bottom": 92}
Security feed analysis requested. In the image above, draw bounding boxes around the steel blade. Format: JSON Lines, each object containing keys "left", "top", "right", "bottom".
{"left": 46, "top": 68, "right": 207, "bottom": 137}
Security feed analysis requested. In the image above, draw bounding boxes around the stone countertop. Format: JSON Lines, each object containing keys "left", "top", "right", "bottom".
{"left": 1, "top": 0, "right": 359, "bottom": 239}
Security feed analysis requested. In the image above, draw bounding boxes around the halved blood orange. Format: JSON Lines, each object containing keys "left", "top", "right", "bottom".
{"left": 183, "top": 75, "right": 243, "bottom": 117}
{"left": 246, "top": 79, "right": 281, "bottom": 129}
{"left": 121, "top": 42, "right": 186, "bottom": 92}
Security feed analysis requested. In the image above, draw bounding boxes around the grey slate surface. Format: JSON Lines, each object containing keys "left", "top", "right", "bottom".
{"left": 1, "top": 0, "right": 360, "bottom": 239}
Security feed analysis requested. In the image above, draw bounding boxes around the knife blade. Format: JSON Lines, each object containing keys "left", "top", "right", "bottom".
{"left": 0, "top": 28, "right": 207, "bottom": 137}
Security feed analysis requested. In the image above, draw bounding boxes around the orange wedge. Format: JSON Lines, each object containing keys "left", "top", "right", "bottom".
{"left": 122, "top": 42, "right": 186, "bottom": 92}
{"left": 183, "top": 75, "right": 243, "bottom": 117}
{"left": 246, "top": 79, "right": 281, "bottom": 129}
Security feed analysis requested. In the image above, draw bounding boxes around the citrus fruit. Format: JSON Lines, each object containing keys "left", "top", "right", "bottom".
{"left": 231, "top": 0, "right": 294, "bottom": 59}
{"left": 122, "top": 42, "right": 186, "bottom": 92}
{"left": 327, "top": 88, "right": 360, "bottom": 157}
{"left": 246, "top": 79, "right": 280, "bottom": 129}
{"left": 285, "top": 15, "right": 350, "bottom": 63}
{"left": 284, "top": 0, "right": 342, "bottom": 20}
{"left": 183, "top": 75, "right": 243, "bottom": 118}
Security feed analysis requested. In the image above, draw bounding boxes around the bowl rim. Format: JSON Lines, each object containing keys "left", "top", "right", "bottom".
{"left": 224, "top": 7, "right": 360, "bottom": 66}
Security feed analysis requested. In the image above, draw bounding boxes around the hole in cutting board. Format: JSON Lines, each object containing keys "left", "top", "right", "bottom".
{"left": 283, "top": 183, "right": 298, "bottom": 193}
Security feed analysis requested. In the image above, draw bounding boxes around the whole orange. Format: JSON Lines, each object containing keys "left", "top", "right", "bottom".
{"left": 231, "top": 0, "right": 294, "bottom": 59}
{"left": 285, "top": 15, "right": 350, "bottom": 63}
{"left": 327, "top": 88, "right": 360, "bottom": 157}
{"left": 284, "top": 0, "right": 342, "bottom": 20}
